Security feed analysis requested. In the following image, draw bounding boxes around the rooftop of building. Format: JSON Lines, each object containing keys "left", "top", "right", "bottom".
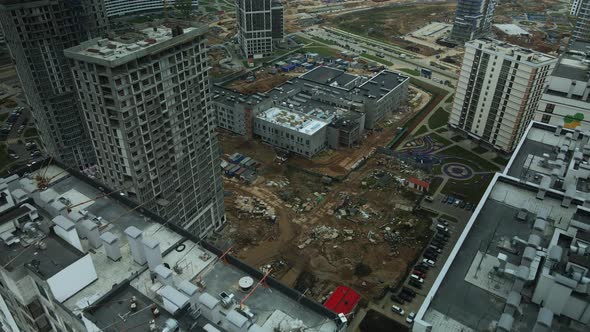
{"left": 505, "top": 121, "right": 590, "bottom": 200}
{"left": 300, "top": 66, "right": 361, "bottom": 89}
{"left": 415, "top": 174, "right": 582, "bottom": 331}
{"left": 0, "top": 163, "right": 340, "bottom": 331}
{"left": 415, "top": 121, "right": 590, "bottom": 331}
{"left": 550, "top": 40, "right": 590, "bottom": 82}
{"left": 468, "top": 38, "right": 556, "bottom": 65}
{"left": 64, "top": 24, "right": 207, "bottom": 66}
{"left": 493, "top": 24, "right": 531, "bottom": 36}
{"left": 256, "top": 107, "right": 328, "bottom": 135}
{"left": 358, "top": 70, "right": 409, "bottom": 101}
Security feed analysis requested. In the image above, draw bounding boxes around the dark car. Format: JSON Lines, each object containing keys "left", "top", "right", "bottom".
{"left": 391, "top": 295, "right": 405, "bottom": 305}
{"left": 414, "top": 265, "right": 428, "bottom": 273}
{"left": 460, "top": 201, "right": 468, "bottom": 209}
{"left": 424, "top": 253, "right": 438, "bottom": 261}
{"left": 399, "top": 292, "right": 413, "bottom": 302}
{"left": 402, "top": 287, "right": 416, "bottom": 296}
{"left": 446, "top": 196, "right": 455, "bottom": 204}
{"left": 465, "top": 203, "right": 473, "bottom": 211}
{"left": 409, "top": 280, "right": 423, "bottom": 289}
{"left": 441, "top": 195, "right": 448, "bottom": 203}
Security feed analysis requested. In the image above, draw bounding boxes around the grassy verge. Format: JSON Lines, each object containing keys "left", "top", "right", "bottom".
{"left": 428, "top": 108, "right": 449, "bottom": 129}
{"left": 414, "top": 125, "right": 429, "bottom": 136}
{"left": 436, "top": 127, "right": 448, "bottom": 133}
{"left": 472, "top": 146, "right": 488, "bottom": 154}
{"left": 429, "top": 133, "right": 452, "bottom": 146}
{"left": 398, "top": 68, "right": 420, "bottom": 76}
{"left": 440, "top": 173, "right": 493, "bottom": 202}
{"left": 302, "top": 45, "right": 340, "bottom": 57}
{"left": 24, "top": 128, "right": 37, "bottom": 138}
{"left": 0, "top": 113, "right": 8, "bottom": 122}
{"left": 361, "top": 53, "right": 393, "bottom": 66}
{"left": 450, "top": 135, "right": 463, "bottom": 142}
{"left": 493, "top": 156, "right": 510, "bottom": 165}
{"left": 0, "top": 144, "right": 10, "bottom": 168}
{"left": 428, "top": 176, "right": 443, "bottom": 195}
{"left": 310, "top": 36, "right": 339, "bottom": 46}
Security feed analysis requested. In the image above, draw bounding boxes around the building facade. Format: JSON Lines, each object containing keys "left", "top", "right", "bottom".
{"left": 536, "top": 40, "right": 590, "bottom": 130}
{"left": 254, "top": 107, "right": 329, "bottom": 157}
{"left": 572, "top": 0, "right": 583, "bottom": 16}
{"left": 0, "top": 0, "right": 108, "bottom": 169}
{"left": 449, "top": 0, "right": 497, "bottom": 43}
{"left": 235, "top": 0, "right": 284, "bottom": 58}
{"left": 449, "top": 39, "right": 556, "bottom": 153}
{"left": 64, "top": 24, "right": 225, "bottom": 237}
{"left": 104, "top": 0, "right": 199, "bottom": 17}
{"left": 573, "top": 0, "right": 590, "bottom": 41}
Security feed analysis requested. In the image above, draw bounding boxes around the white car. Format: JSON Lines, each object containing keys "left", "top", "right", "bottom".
{"left": 406, "top": 312, "right": 416, "bottom": 324}
{"left": 410, "top": 274, "right": 424, "bottom": 284}
{"left": 391, "top": 305, "right": 405, "bottom": 315}
{"left": 422, "top": 258, "right": 435, "bottom": 267}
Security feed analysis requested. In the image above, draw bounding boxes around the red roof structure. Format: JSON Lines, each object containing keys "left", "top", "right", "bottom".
{"left": 408, "top": 177, "right": 430, "bottom": 189}
{"left": 323, "top": 286, "right": 361, "bottom": 315}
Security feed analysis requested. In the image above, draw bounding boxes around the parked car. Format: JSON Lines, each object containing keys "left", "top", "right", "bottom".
{"left": 406, "top": 312, "right": 416, "bottom": 324}
{"left": 409, "top": 279, "right": 423, "bottom": 289}
{"left": 414, "top": 265, "right": 428, "bottom": 273}
{"left": 436, "top": 224, "right": 448, "bottom": 232}
{"left": 424, "top": 253, "right": 438, "bottom": 261}
{"left": 425, "top": 195, "right": 434, "bottom": 202}
{"left": 446, "top": 196, "right": 455, "bottom": 204}
{"left": 9, "top": 153, "right": 19, "bottom": 159}
{"left": 402, "top": 287, "right": 416, "bottom": 297}
{"left": 410, "top": 274, "right": 424, "bottom": 284}
{"left": 465, "top": 203, "right": 474, "bottom": 211}
{"left": 391, "top": 295, "right": 405, "bottom": 305}
{"left": 438, "top": 218, "right": 449, "bottom": 226}
{"left": 422, "top": 258, "right": 436, "bottom": 267}
{"left": 399, "top": 292, "right": 413, "bottom": 302}
{"left": 441, "top": 195, "right": 448, "bottom": 203}
{"left": 429, "top": 245, "right": 442, "bottom": 253}
{"left": 391, "top": 305, "right": 405, "bottom": 315}
{"left": 412, "top": 270, "right": 426, "bottom": 278}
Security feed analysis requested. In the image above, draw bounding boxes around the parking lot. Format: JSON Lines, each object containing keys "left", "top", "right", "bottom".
{"left": 373, "top": 201, "right": 472, "bottom": 328}
{"left": 420, "top": 193, "right": 474, "bottom": 221}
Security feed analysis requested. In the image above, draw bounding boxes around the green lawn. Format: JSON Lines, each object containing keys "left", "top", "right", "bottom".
{"left": 428, "top": 176, "right": 444, "bottom": 195}
{"left": 445, "top": 93, "right": 455, "bottom": 104}
{"left": 440, "top": 173, "right": 493, "bottom": 202}
{"left": 438, "top": 145, "right": 501, "bottom": 172}
{"left": 450, "top": 135, "right": 464, "bottom": 142}
{"left": 428, "top": 108, "right": 449, "bottom": 129}
{"left": 472, "top": 146, "right": 488, "bottom": 154}
{"left": 414, "top": 125, "right": 429, "bottom": 136}
{"left": 398, "top": 68, "right": 420, "bottom": 76}
{"left": 361, "top": 53, "right": 393, "bottom": 66}
{"left": 0, "top": 144, "right": 10, "bottom": 168}
{"left": 429, "top": 133, "right": 452, "bottom": 146}
{"left": 310, "top": 36, "right": 339, "bottom": 46}
{"left": 23, "top": 128, "right": 37, "bottom": 138}
{"left": 0, "top": 113, "right": 8, "bottom": 122}
{"left": 436, "top": 127, "right": 449, "bottom": 133}
{"left": 493, "top": 156, "right": 510, "bottom": 165}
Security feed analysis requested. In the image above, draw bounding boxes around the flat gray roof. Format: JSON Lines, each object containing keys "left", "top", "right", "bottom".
{"left": 300, "top": 66, "right": 359, "bottom": 88}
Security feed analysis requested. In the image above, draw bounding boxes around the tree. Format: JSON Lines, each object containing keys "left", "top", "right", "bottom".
{"left": 174, "top": 0, "right": 193, "bottom": 19}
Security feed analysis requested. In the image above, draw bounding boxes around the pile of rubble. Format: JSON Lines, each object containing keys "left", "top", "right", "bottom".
{"left": 266, "top": 177, "right": 290, "bottom": 188}
{"left": 235, "top": 196, "right": 275, "bottom": 219}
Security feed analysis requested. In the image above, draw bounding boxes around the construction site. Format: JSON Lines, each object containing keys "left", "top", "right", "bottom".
{"left": 213, "top": 65, "right": 436, "bottom": 303}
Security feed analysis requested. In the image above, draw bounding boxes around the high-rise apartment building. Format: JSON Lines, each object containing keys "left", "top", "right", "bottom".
{"left": 64, "top": 24, "right": 225, "bottom": 236}
{"left": 0, "top": 0, "right": 108, "bottom": 168}
{"left": 449, "top": 0, "right": 497, "bottom": 43}
{"left": 235, "top": 0, "right": 284, "bottom": 59}
{"left": 573, "top": 0, "right": 590, "bottom": 41}
{"left": 449, "top": 39, "right": 556, "bottom": 152}
{"left": 571, "top": 0, "right": 583, "bottom": 16}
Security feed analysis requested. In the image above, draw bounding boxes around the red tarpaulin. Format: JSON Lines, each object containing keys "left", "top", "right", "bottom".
{"left": 323, "top": 286, "right": 361, "bottom": 315}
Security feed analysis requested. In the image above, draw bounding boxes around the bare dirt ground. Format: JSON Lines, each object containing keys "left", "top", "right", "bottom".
{"left": 219, "top": 152, "right": 434, "bottom": 301}
{"left": 216, "top": 89, "right": 435, "bottom": 301}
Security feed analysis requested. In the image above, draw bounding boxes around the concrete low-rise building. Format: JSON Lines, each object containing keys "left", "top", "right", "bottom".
{"left": 213, "top": 66, "right": 409, "bottom": 154}
{"left": 254, "top": 107, "right": 328, "bottom": 157}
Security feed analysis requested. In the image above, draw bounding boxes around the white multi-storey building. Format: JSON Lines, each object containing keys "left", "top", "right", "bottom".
{"left": 64, "top": 24, "right": 225, "bottom": 237}
{"left": 449, "top": 39, "right": 556, "bottom": 153}
{"left": 573, "top": 0, "right": 590, "bottom": 41}
{"left": 235, "top": 0, "right": 284, "bottom": 58}
{"left": 104, "top": 0, "right": 198, "bottom": 17}
{"left": 536, "top": 40, "right": 590, "bottom": 130}
{"left": 572, "top": 0, "right": 583, "bottom": 16}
